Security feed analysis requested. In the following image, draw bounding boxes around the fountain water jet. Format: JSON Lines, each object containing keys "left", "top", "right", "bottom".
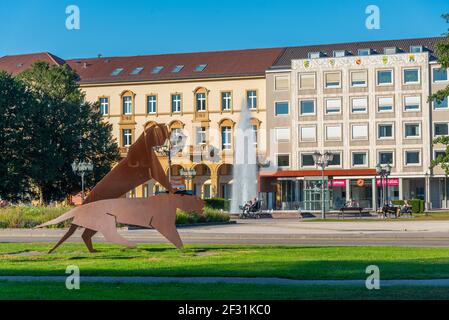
{"left": 230, "top": 103, "right": 258, "bottom": 213}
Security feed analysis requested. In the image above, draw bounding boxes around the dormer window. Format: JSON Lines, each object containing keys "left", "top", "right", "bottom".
{"left": 194, "top": 64, "right": 207, "bottom": 72}
{"left": 410, "top": 45, "right": 424, "bottom": 53}
{"left": 358, "top": 48, "right": 372, "bottom": 56}
{"left": 172, "top": 65, "right": 184, "bottom": 73}
{"left": 333, "top": 50, "right": 347, "bottom": 58}
{"left": 111, "top": 68, "right": 124, "bottom": 76}
{"left": 151, "top": 66, "right": 164, "bottom": 74}
{"left": 384, "top": 47, "right": 399, "bottom": 55}
{"left": 130, "top": 67, "right": 144, "bottom": 75}
{"left": 308, "top": 52, "right": 324, "bottom": 59}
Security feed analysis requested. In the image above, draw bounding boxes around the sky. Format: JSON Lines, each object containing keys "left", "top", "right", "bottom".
{"left": 0, "top": 0, "right": 448, "bottom": 59}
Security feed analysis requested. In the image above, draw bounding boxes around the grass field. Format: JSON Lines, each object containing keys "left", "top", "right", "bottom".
{"left": 1, "top": 281, "right": 449, "bottom": 300}
{"left": 2, "top": 243, "right": 449, "bottom": 281}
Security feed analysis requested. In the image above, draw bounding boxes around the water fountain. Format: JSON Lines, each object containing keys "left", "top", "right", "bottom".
{"left": 230, "top": 103, "right": 258, "bottom": 213}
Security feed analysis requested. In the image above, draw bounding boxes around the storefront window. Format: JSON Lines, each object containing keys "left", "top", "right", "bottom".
{"left": 350, "top": 179, "right": 372, "bottom": 208}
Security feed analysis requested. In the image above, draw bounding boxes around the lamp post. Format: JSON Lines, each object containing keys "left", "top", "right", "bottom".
{"left": 71, "top": 161, "right": 94, "bottom": 201}
{"left": 376, "top": 163, "right": 392, "bottom": 209}
{"left": 180, "top": 168, "right": 197, "bottom": 192}
{"left": 153, "top": 130, "right": 186, "bottom": 190}
{"left": 312, "top": 151, "right": 334, "bottom": 219}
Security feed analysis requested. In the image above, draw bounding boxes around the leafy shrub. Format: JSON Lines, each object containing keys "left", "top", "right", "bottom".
{"left": 204, "top": 198, "right": 230, "bottom": 211}
{"left": 0, "top": 206, "right": 73, "bottom": 229}
{"left": 176, "top": 208, "right": 230, "bottom": 225}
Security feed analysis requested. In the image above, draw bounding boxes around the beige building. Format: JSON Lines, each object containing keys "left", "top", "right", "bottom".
{"left": 261, "top": 37, "right": 447, "bottom": 211}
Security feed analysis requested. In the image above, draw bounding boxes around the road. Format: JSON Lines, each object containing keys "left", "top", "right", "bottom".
{"left": 2, "top": 219, "right": 449, "bottom": 247}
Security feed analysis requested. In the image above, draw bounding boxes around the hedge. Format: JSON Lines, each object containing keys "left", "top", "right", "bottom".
{"left": 204, "top": 198, "right": 230, "bottom": 211}
{"left": 391, "top": 199, "right": 425, "bottom": 213}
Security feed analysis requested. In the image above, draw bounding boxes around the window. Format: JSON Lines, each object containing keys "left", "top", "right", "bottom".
{"left": 433, "top": 68, "right": 448, "bottom": 82}
{"left": 247, "top": 90, "right": 257, "bottom": 109}
{"left": 350, "top": 70, "right": 368, "bottom": 87}
{"left": 410, "top": 46, "right": 423, "bottom": 53}
{"left": 384, "top": 47, "right": 399, "bottom": 54}
{"left": 275, "top": 102, "right": 289, "bottom": 116}
{"left": 403, "top": 68, "right": 420, "bottom": 84}
{"left": 351, "top": 97, "right": 368, "bottom": 113}
{"left": 378, "top": 97, "right": 394, "bottom": 112}
{"left": 378, "top": 124, "right": 393, "bottom": 139}
{"left": 301, "top": 154, "right": 315, "bottom": 167}
{"left": 147, "top": 95, "right": 157, "bottom": 114}
{"left": 299, "top": 73, "right": 315, "bottom": 89}
{"left": 277, "top": 154, "right": 290, "bottom": 168}
{"left": 122, "top": 129, "right": 132, "bottom": 147}
{"left": 377, "top": 70, "right": 393, "bottom": 85}
{"left": 333, "top": 50, "right": 347, "bottom": 57}
{"left": 379, "top": 151, "right": 394, "bottom": 165}
{"left": 404, "top": 96, "right": 421, "bottom": 111}
{"left": 308, "top": 52, "right": 323, "bottom": 59}
{"left": 275, "top": 76, "right": 289, "bottom": 90}
{"left": 122, "top": 96, "right": 133, "bottom": 115}
{"left": 352, "top": 152, "right": 368, "bottom": 166}
{"left": 151, "top": 66, "right": 164, "bottom": 74}
{"left": 405, "top": 151, "right": 420, "bottom": 165}
{"left": 435, "top": 123, "right": 449, "bottom": 136}
{"left": 111, "top": 68, "right": 124, "bottom": 76}
{"left": 171, "top": 94, "right": 181, "bottom": 113}
{"left": 329, "top": 153, "right": 341, "bottom": 166}
{"left": 130, "top": 67, "right": 144, "bottom": 75}
{"left": 434, "top": 97, "right": 449, "bottom": 110}
{"left": 352, "top": 124, "right": 368, "bottom": 140}
{"left": 99, "top": 97, "right": 109, "bottom": 115}
{"left": 194, "top": 64, "right": 207, "bottom": 72}
{"left": 325, "top": 98, "right": 341, "bottom": 114}
{"left": 300, "top": 100, "right": 315, "bottom": 115}
{"left": 252, "top": 125, "right": 258, "bottom": 147}
{"left": 404, "top": 123, "right": 421, "bottom": 138}
{"left": 196, "top": 127, "right": 207, "bottom": 145}
{"left": 221, "top": 127, "right": 232, "bottom": 150}
{"left": 275, "top": 128, "right": 290, "bottom": 142}
{"left": 325, "top": 72, "right": 341, "bottom": 88}
{"left": 326, "top": 125, "right": 342, "bottom": 141}
{"left": 358, "top": 48, "right": 371, "bottom": 56}
{"left": 172, "top": 65, "right": 184, "bottom": 73}
{"left": 221, "top": 92, "right": 232, "bottom": 111}
{"left": 196, "top": 92, "right": 206, "bottom": 112}
{"left": 300, "top": 126, "right": 316, "bottom": 141}
{"left": 435, "top": 150, "right": 446, "bottom": 160}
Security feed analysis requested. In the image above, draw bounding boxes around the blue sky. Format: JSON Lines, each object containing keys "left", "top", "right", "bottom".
{"left": 0, "top": 0, "right": 448, "bottom": 59}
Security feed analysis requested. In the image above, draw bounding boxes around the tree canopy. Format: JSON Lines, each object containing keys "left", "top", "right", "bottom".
{"left": 0, "top": 62, "right": 120, "bottom": 204}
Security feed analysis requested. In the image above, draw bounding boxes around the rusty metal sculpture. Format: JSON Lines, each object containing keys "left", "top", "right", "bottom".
{"left": 38, "top": 122, "right": 205, "bottom": 253}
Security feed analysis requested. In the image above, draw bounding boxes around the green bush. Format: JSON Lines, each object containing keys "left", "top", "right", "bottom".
{"left": 392, "top": 199, "right": 424, "bottom": 213}
{"left": 176, "top": 208, "right": 230, "bottom": 225}
{"left": 204, "top": 198, "right": 230, "bottom": 211}
{"left": 0, "top": 206, "right": 72, "bottom": 229}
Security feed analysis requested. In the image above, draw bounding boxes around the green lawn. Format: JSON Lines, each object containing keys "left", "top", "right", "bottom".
{"left": 1, "top": 281, "right": 449, "bottom": 300}
{"left": 2, "top": 243, "right": 449, "bottom": 280}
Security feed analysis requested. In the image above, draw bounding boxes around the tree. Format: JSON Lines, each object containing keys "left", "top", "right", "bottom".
{"left": 431, "top": 14, "right": 449, "bottom": 173}
{"left": 15, "top": 62, "right": 120, "bottom": 204}
{"left": 0, "top": 72, "right": 35, "bottom": 201}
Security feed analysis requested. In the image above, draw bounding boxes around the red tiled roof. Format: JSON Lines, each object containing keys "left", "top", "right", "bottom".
{"left": 0, "top": 52, "right": 66, "bottom": 75}
{"left": 65, "top": 48, "right": 286, "bottom": 84}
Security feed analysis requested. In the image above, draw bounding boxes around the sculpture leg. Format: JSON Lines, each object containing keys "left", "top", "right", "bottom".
{"left": 152, "top": 219, "right": 184, "bottom": 249}
{"left": 99, "top": 214, "right": 136, "bottom": 249}
{"left": 48, "top": 224, "right": 78, "bottom": 253}
{"left": 81, "top": 228, "right": 98, "bottom": 253}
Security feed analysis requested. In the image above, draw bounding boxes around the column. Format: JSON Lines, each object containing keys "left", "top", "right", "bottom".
{"left": 399, "top": 178, "right": 404, "bottom": 201}
{"left": 425, "top": 175, "right": 431, "bottom": 211}
{"left": 345, "top": 179, "right": 351, "bottom": 203}
{"left": 371, "top": 178, "right": 377, "bottom": 211}
{"left": 211, "top": 172, "right": 219, "bottom": 198}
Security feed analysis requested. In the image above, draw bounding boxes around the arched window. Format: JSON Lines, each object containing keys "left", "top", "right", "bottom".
{"left": 121, "top": 91, "right": 135, "bottom": 115}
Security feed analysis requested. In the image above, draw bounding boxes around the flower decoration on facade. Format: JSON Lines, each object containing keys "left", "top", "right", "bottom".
{"left": 409, "top": 54, "right": 416, "bottom": 62}
{"left": 355, "top": 58, "right": 362, "bottom": 65}
{"left": 382, "top": 56, "right": 388, "bottom": 65}
{"left": 304, "top": 60, "right": 310, "bottom": 68}
{"left": 329, "top": 59, "right": 335, "bottom": 67}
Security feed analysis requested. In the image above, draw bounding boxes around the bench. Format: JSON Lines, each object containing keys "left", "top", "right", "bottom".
{"left": 339, "top": 207, "right": 365, "bottom": 219}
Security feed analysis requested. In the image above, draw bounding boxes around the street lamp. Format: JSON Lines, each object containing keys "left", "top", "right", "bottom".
{"left": 376, "top": 163, "right": 392, "bottom": 210}
{"left": 71, "top": 161, "right": 94, "bottom": 201}
{"left": 153, "top": 129, "right": 186, "bottom": 189}
{"left": 312, "top": 151, "right": 334, "bottom": 219}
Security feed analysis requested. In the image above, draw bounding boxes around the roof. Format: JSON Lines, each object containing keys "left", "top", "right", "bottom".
{"left": 65, "top": 48, "right": 286, "bottom": 84}
{"left": 272, "top": 36, "right": 446, "bottom": 68}
{"left": 0, "top": 52, "right": 66, "bottom": 75}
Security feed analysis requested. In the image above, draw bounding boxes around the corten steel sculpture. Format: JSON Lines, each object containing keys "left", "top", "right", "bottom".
{"left": 38, "top": 122, "right": 205, "bottom": 253}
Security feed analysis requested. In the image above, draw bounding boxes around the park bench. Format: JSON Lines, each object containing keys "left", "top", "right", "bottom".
{"left": 338, "top": 207, "right": 366, "bottom": 219}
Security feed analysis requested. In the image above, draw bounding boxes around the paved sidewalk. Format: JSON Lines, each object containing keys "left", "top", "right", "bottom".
{"left": 2, "top": 276, "right": 449, "bottom": 287}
